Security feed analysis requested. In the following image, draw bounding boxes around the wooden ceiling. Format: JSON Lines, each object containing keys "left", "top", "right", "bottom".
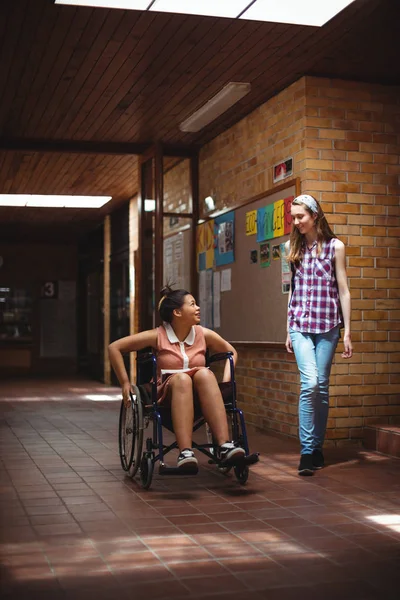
{"left": 0, "top": 0, "right": 398, "bottom": 241}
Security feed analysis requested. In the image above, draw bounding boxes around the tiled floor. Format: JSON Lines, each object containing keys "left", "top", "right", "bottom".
{"left": 1, "top": 378, "right": 399, "bottom": 600}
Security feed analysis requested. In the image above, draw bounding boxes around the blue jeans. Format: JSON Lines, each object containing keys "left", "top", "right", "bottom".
{"left": 289, "top": 326, "right": 340, "bottom": 455}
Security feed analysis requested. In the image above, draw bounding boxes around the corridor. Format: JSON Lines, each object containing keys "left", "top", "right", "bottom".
{"left": 0, "top": 379, "right": 399, "bottom": 600}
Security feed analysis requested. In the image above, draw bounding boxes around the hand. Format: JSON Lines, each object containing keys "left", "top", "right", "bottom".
{"left": 341, "top": 333, "right": 353, "bottom": 359}
{"left": 122, "top": 382, "right": 133, "bottom": 407}
{"left": 285, "top": 333, "right": 293, "bottom": 353}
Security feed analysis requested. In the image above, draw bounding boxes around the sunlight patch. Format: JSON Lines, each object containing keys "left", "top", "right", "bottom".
{"left": 367, "top": 514, "right": 400, "bottom": 533}
{"left": 85, "top": 394, "right": 121, "bottom": 401}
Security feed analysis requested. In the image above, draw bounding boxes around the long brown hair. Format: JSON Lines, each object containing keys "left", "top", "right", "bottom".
{"left": 287, "top": 195, "right": 336, "bottom": 265}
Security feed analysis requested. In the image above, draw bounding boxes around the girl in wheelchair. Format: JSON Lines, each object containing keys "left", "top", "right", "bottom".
{"left": 109, "top": 285, "right": 245, "bottom": 474}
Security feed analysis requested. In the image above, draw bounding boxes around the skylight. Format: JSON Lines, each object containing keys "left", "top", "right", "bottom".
{"left": 0, "top": 195, "right": 112, "bottom": 208}
{"left": 241, "top": 1, "right": 356, "bottom": 27}
{"left": 55, "top": 1, "right": 356, "bottom": 27}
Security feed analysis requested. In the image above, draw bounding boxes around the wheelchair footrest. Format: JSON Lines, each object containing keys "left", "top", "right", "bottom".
{"left": 243, "top": 452, "right": 260, "bottom": 465}
{"left": 158, "top": 464, "right": 198, "bottom": 476}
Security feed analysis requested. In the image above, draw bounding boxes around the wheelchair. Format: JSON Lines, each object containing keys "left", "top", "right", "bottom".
{"left": 118, "top": 350, "right": 259, "bottom": 489}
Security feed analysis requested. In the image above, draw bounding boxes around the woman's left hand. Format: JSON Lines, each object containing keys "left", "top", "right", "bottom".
{"left": 342, "top": 333, "right": 353, "bottom": 359}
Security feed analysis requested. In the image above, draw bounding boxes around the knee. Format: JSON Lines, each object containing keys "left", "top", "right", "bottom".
{"left": 193, "top": 368, "right": 217, "bottom": 388}
{"left": 301, "top": 376, "right": 318, "bottom": 396}
{"left": 170, "top": 372, "right": 192, "bottom": 392}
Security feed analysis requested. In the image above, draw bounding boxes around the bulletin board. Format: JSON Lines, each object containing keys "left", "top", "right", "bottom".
{"left": 198, "top": 179, "right": 299, "bottom": 344}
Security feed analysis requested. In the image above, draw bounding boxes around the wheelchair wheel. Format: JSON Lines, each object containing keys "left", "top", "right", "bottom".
{"left": 234, "top": 463, "right": 249, "bottom": 485}
{"left": 118, "top": 386, "right": 143, "bottom": 476}
{"left": 139, "top": 455, "right": 154, "bottom": 490}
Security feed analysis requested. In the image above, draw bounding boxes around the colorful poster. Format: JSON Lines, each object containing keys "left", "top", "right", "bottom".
{"left": 256, "top": 206, "right": 267, "bottom": 243}
{"left": 205, "top": 219, "right": 214, "bottom": 269}
{"left": 257, "top": 204, "right": 274, "bottom": 242}
{"left": 260, "top": 242, "right": 270, "bottom": 268}
{"left": 284, "top": 195, "right": 293, "bottom": 234}
{"left": 215, "top": 213, "right": 234, "bottom": 266}
{"left": 274, "top": 199, "right": 285, "bottom": 238}
{"left": 245, "top": 210, "right": 257, "bottom": 236}
{"left": 272, "top": 244, "right": 281, "bottom": 260}
{"left": 196, "top": 222, "right": 206, "bottom": 271}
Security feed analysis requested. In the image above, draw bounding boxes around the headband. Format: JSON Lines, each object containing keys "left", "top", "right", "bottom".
{"left": 158, "top": 295, "right": 167, "bottom": 310}
{"left": 293, "top": 194, "right": 318, "bottom": 214}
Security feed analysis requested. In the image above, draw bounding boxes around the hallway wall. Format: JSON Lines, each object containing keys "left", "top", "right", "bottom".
{"left": 0, "top": 242, "right": 78, "bottom": 376}
{"left": 199, "top": 76, "right": 400, "bottom": 445}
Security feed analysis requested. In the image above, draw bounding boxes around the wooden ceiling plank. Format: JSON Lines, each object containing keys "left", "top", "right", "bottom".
{"left": 49, "top": 9, "right": 127, "bottom": 139}
{"left": 0, "top": 0, "right": 35, "bottom": 133}
{"left": 30, "top": 8, "right": 101, "bottom": 139}
{"left": 73, "top": 13, "right": 182, "bottom": 142}
{"left": 4, "top": 3, "right": 59, "bottom": 138}
{"left": 91, "top": 154, "right": 134, "bottom": 193}
{"left": 148, "top": 21, "right": 287, "bottom": 142}
{"left": 61, "top": 12, "right": 161, "bottom": 140}
{"left": 46, "top": 9, "right": 132, "bottom": 139}
{"left": 36, "top": 9, "right": 96, "bottom": 139}
{"left": 21, "top": 6, "right": 80, "bottom": 137}
{"left": 139, "top": 22, "right": 284, "bottom": 143}
{"left": 87, "top": 14, "right": 209, "bottom": 142}
{"left": 103, "top": 17, "right": 243, "bottom": 143}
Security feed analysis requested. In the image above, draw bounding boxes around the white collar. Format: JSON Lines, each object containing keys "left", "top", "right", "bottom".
{"left": 163, "top": 322, "right": 195, "bottom": 346}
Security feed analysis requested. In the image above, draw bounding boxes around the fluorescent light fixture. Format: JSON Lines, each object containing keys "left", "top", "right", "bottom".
{"left": 144, "top": 199, "right": 156, "bottom": 211}
{"left": 149, "top": 0, "right": 249, "bottom": 18}
{"left": 55, "top": 1, "right": 149, "bottom": 8}
{"left": 54, "top": 1, "right": 356, "bottom": 27}
{"left": 240, "top": 0, "right": 356, "bottom": 27}
{"left": 180, "top": 82, "right": 251, "bottom": 133}
{"left": 0, "top": 195, "right": 112, "bottom": 208}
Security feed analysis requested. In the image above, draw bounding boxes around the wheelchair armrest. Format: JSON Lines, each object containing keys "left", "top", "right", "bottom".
{"left": 137, "top": 351, "right": 155, "bottom": 364}
{"left": 207, "top": 351, "right": 233, "bottom": 365}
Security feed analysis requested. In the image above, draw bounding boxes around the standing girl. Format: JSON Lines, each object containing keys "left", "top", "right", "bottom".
{"left": 285, "top": 194, "right": 352, "bottom": 476}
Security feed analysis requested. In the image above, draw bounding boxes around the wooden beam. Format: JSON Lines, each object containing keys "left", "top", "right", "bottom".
{"left": 103, "top": 215, "right": 111, "bottom": 385}
{"left": 0, "top": 137, "right": 147, "bottom": 155}
{"left": 0, "top": 137, "right": 198, "bottom": 157}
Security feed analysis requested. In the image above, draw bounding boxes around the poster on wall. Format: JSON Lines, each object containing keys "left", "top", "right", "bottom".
{"left": 260, "top": 242, "right": 270, "bottom": 268}
{"left": 273, "top": 157, "right": 293, "bottom": 183}
{"left": 196, "top": 219, "right": 214, "bottom": 271}
{"left": 215, "top": 213, "right": 234, "bottom": 266}
{"left": 280, "top": 242, "right": 291, "bottom": 294}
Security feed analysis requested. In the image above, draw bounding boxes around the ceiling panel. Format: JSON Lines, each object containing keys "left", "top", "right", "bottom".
{"left": 0, "top": 0, "right": 397, "bottom": 241}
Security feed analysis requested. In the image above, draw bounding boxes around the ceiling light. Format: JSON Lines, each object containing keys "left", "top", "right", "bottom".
{"left": 54, "top": 1, "right": 149, "bottom": 8}
{"left": 54, "top": 1, "right": 356, "bottom": 26}
{"left": 180, "top": 82, "right": 251, "bottom": 133}
{"left": 204, "top": 196, "right": 215, "bottom": 212}
{"left": 144, "top": 199, "right": 156, "bottom": 211}
{"left": 149, "top": 0, "right": 250, "bottom": 18}
{"left": 240, "top": 0, "right": 356, "bottom": 27}
{"left": 0, "top": 195, "right": 112, "bottom": 208}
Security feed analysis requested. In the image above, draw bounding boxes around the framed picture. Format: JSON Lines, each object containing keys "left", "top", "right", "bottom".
{"left": 273, "top": 157, "right": 293, "bottom": 183}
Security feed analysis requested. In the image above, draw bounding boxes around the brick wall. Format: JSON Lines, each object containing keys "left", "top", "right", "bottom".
{"left": 199, "top": 76, "right": 400, "bottom": 445}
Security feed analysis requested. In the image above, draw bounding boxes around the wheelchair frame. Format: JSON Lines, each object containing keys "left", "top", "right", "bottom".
{"left": 118, "top": 351, "right": 259, "bottom": 489}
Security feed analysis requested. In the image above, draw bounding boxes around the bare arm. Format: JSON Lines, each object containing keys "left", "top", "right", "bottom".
{"left": 284, "top": 240, "right": 293, "bottom": 353}
{"left": 108, "top": 329, "right": 158, "bottom": 402}
{"left": 334, "top": 239, "right": 353, "bottom": 359}
{"left": 203, "top": 328, "right": 237, "bottom": 382}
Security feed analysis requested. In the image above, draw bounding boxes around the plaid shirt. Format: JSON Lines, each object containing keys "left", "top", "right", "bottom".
{"left": 288, "top": 238, "right": 342, "bottom": 334}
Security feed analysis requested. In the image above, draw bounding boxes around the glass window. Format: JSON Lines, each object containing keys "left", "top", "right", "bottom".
{"left": 0, "top": 286, "right": 33, "bottom": 343}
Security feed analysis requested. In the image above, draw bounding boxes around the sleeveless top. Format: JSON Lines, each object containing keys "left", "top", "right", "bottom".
{"left": 156, "top": 323, "right": 206, "bottom": 379}
{"left": 288, "top": 238, "right": 342, "bottom": 334}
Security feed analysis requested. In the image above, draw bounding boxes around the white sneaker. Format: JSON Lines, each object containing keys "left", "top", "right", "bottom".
{"left": 219, "top": 442, "right": 245, "bottom": 465}
{"left": 177, "top": 449, "right": 198, "bottom": 473}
